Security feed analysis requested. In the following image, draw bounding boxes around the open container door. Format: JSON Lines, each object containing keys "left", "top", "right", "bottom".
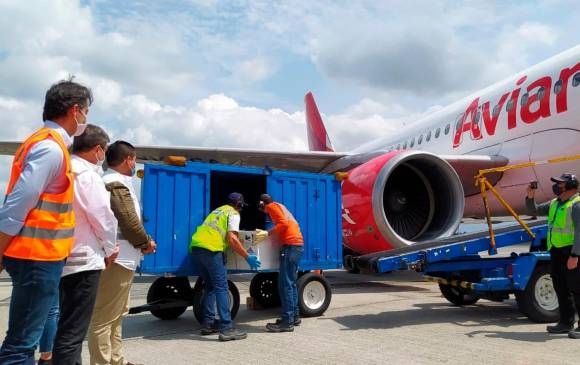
{"left": 267, "top": 170, "right": 342, "bottom": 271}
{"left": 140, "top": 163, "right": 210, "bottom": 276}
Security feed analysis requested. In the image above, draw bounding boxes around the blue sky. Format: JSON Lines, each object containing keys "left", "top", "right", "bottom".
{"left": 0, "top": 0, "right": 578, "bottom": 193}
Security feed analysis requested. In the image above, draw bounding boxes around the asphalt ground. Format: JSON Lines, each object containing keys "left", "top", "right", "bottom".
{"left": 1, "top": 268, "right": 580, "bottom": 364}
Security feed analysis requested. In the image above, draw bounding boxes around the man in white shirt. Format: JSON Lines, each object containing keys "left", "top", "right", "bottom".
{"left": 88, "top": 141, "right": 156, "bottom": 365}
{"left": 52, "top": 124, "right": 118, "bottom": 365}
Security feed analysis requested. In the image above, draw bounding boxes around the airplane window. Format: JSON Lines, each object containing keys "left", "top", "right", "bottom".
{"left": 493, "top": 104, "right": 500, "bottom": 117}
{"left": 402, "top": 141, "right": 407, "bottom": 149}
{"left": 554, "top": 79, "right": 563, "bottom": 94}
{"left": 506, "top": 98, "right": 514, "bottom": 112}
{"left": 435, "top": 128, "right": 441, "bottom": 138}
{"left": 537, "top": 87, "right": 545, "bottom": 100}
{"left": 445, "top": 123, "right": 450, "bottom": 135}
{"left": 520, "top": 93, "right": 529, "bottom": 106}
{"left": 418, "top": 135, "right": 423, "bottom": 144}
{"left": 474, "top": 111, "right": 481, "bottom": 127}
{"left": 426, "top": 130, "right": 432, "bottom": 142}
{"left": 573, "top": 72, "right": 580, "bottom": 87}
{"left": 409, "top": 137, "right": 415, "bottom": 148}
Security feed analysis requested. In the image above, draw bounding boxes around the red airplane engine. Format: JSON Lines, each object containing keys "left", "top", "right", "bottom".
{"left": 342, "top": 151, "right": 465, "bottom": 255}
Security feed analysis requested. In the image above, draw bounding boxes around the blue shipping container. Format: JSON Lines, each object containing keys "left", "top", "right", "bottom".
{"left": 139, "top": 162, "right": 343, "bottom": 276}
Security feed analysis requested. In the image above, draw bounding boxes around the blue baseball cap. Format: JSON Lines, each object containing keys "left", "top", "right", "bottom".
{"left": 228, "top": 192, "right": 247, "bottom": 206}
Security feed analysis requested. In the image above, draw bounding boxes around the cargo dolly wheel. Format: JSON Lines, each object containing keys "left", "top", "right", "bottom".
{"left": 439, "top": 283, "right": 480, "bottom": 306}
{"left": 298, "top": 273, "right": 332, "bottom": 317}
{"left": 146, "top": 277, "right": 192, "bottom": 320}
{"left": 515, "top": 264, "right": 559, "bottom": 323}
{"left": 192, "top": 277, "right": 240, "bottom": 325}
{"left": 250, "top": 273, "right": 281, "bottom": 308}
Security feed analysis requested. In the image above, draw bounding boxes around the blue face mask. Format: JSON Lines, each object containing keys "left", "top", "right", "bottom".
{"left": 130, "top": 165, "right": 136, "bottom": 177}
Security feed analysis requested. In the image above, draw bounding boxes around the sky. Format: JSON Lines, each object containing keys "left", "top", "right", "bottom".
{"left": 0, "top": 0, "right": 578, "bottom": 193}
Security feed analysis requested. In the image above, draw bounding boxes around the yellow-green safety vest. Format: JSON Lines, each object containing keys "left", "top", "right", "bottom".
{"left": 190, "top": 205, "right": 238, "bottom": 253}
{"left": 547, "top": 194, "right": 580, "bottom": 250}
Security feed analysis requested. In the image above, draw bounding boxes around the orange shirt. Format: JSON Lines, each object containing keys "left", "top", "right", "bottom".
{"left": 265, "top": 202, "right": 304, "bottom": 245}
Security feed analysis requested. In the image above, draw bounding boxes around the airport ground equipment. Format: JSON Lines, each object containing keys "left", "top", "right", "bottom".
{"left": 354, "top": 220, "right": 555, "bottom": 323}
{"left": 129, "top": 161, "right": 342, "bottom": 322}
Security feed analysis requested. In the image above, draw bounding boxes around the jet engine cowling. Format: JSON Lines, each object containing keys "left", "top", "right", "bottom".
{"left": 342, "top": 150, "right": 464, "bottom": 255}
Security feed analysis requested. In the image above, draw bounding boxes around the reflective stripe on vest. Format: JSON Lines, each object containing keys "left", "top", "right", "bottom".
{"left": 190, "top": 205, "right": 237, "bottom": 253}
{"left": 547, "top": 194, "right": 580, "bottom": 250}
{"left": 278, "top": 204, "right": 298, "bottom": 224}
{"left": 65, "top": 251, "right": 88, "bottom": 267}
{"left": 3, "top": 128, "right": 75, "bottom": 261}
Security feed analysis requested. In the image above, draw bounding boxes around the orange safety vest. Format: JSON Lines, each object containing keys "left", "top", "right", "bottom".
{"left": 4, "top": 128, "right": 75, "bottom": 261}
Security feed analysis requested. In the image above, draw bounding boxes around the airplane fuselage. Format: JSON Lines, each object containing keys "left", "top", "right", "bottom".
{"left": 351, "top": 45, "right": 580, "bottom": 216}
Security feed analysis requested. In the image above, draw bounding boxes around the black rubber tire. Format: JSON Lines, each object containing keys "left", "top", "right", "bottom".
{"left": 515, "top": 264, "right": 559, "bottom": 323}
{"left": 343, "top": 248, "right": 361, "bottom": 274}
{"left": 439, "top": 284, "right": 480, "bottom": 306}
{"left": 297, "top": 273, "right": 332, "bottom": 317}
{"left": 192, "top": 278, "right": 240, "bottom": 325}
{"left": 250, "top": 273, "right": 281, "bottom": 308}
{"left": 147, "top": 276, "right": 192, "bottom": 320}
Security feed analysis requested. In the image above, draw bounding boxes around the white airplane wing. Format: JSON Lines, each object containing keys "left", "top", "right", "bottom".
{"left": 0, "top": 141, "right": 348, "bottom": 173}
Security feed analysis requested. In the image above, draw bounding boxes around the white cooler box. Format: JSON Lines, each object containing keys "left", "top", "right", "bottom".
{"left": 225, "top": 230, "right": 280, "bottom": 270}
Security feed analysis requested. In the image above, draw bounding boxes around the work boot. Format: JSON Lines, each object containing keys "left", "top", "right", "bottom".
{"left": 547, "top": 323, "right": 573, "bottom": 333}
{"left": 200, "top": 321, "right": 219, "bottom": 335}
{"left": 218, "top": 328, "right": 247, "bottom": 341}
{"left": 568, "top": 327, "right": 580, "bottom": 339}
{"left": 275, "top": 317, "right": 301, "bottom": 326}
{"left": 266, "top": 321, "right": 294, "bottom": 332}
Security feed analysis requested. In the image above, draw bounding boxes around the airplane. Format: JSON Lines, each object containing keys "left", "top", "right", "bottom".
{"left": 0, "top": 44, "right": 579, "bottom": 260}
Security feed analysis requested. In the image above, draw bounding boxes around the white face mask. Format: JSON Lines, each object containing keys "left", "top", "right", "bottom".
{"left": 73, "top": 109, "right": 88, "bottom": 137}
{"left": 95, "top": 146, "right": 105, "bottom": 167}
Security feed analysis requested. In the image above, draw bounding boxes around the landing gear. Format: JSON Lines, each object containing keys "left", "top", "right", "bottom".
{"left": 343, "top": 247, "right": 360, "bottom": 274}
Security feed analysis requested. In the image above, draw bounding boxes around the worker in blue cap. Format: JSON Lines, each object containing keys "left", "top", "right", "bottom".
{"left": 189, "top": 192, "right": 261, "bottom": 341}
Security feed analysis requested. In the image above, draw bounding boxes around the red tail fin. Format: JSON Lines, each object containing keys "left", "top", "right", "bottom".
{"left": 305, "top": 92, "right": 334, "bottom": 152}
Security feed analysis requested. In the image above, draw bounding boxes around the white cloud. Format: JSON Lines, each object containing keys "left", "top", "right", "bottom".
{"left": 235, "top": 58, "right": 274, "bottom": 83}
{"left": 0, "top": 0, "right": 576, "bottom": 193}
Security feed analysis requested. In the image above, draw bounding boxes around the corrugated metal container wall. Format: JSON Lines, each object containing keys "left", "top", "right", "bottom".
{"left": 140, "top": 162, "right": 342, "bottom": 276}
{"left": 267, "top": 170, "right": 342, "bottom": 270}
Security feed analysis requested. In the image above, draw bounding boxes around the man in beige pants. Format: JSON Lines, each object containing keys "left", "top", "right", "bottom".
{"left": 88, "top": 141, "right": 156, "bottom": 365}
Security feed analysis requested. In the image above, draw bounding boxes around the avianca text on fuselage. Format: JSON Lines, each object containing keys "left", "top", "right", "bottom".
{"left": 453, "top": 61, "right": 580, "bottom": 148}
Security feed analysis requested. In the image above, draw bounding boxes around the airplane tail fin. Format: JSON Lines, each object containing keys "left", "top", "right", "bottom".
{"left": 305, "top": 92, "right": 334, "bottom": 152}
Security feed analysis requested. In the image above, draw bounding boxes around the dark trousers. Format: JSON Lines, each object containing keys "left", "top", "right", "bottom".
{"left": 190, "top": 247, "right": 232, "bottom": 331}
{"left": 550, "top": 246, "right": 580, "bottom": 326}
{"left": 53, "top": 270, "right": 101, "bottom": 365}
{"left": 0, "top": 257, "right": 64, "bottom": 365}
{"left": 278, "top": 245, "right": 304, "bottom": 324}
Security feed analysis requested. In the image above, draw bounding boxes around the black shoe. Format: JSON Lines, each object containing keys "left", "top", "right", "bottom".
{"left": 547, "top": 323, "right": 573, "bottom": 333}
{"left": 266, "top": 322, "right": 294, "bottom": 332}
{"left": 38, "top": 359, "right": 52, "bottom": 365}
{"left": 275, "top": 317, "right": 301, "bottom": 326}
{"left": 200, "top": 324, "right": 219, "bottom": 335}
{"left": 568, "top": 328, "right": 580, "bottom": 339}
{"left": 219, "top": 328, "right": 247, "bottom": 341}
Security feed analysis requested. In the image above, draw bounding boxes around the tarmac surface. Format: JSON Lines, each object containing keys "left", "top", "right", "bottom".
{"left": 1, "top": 269, "right": 580, "bottom": 365}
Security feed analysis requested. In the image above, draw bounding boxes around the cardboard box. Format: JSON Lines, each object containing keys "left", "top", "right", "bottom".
{"left": 225, "top": 230, "right": 279, "bottom": 271}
